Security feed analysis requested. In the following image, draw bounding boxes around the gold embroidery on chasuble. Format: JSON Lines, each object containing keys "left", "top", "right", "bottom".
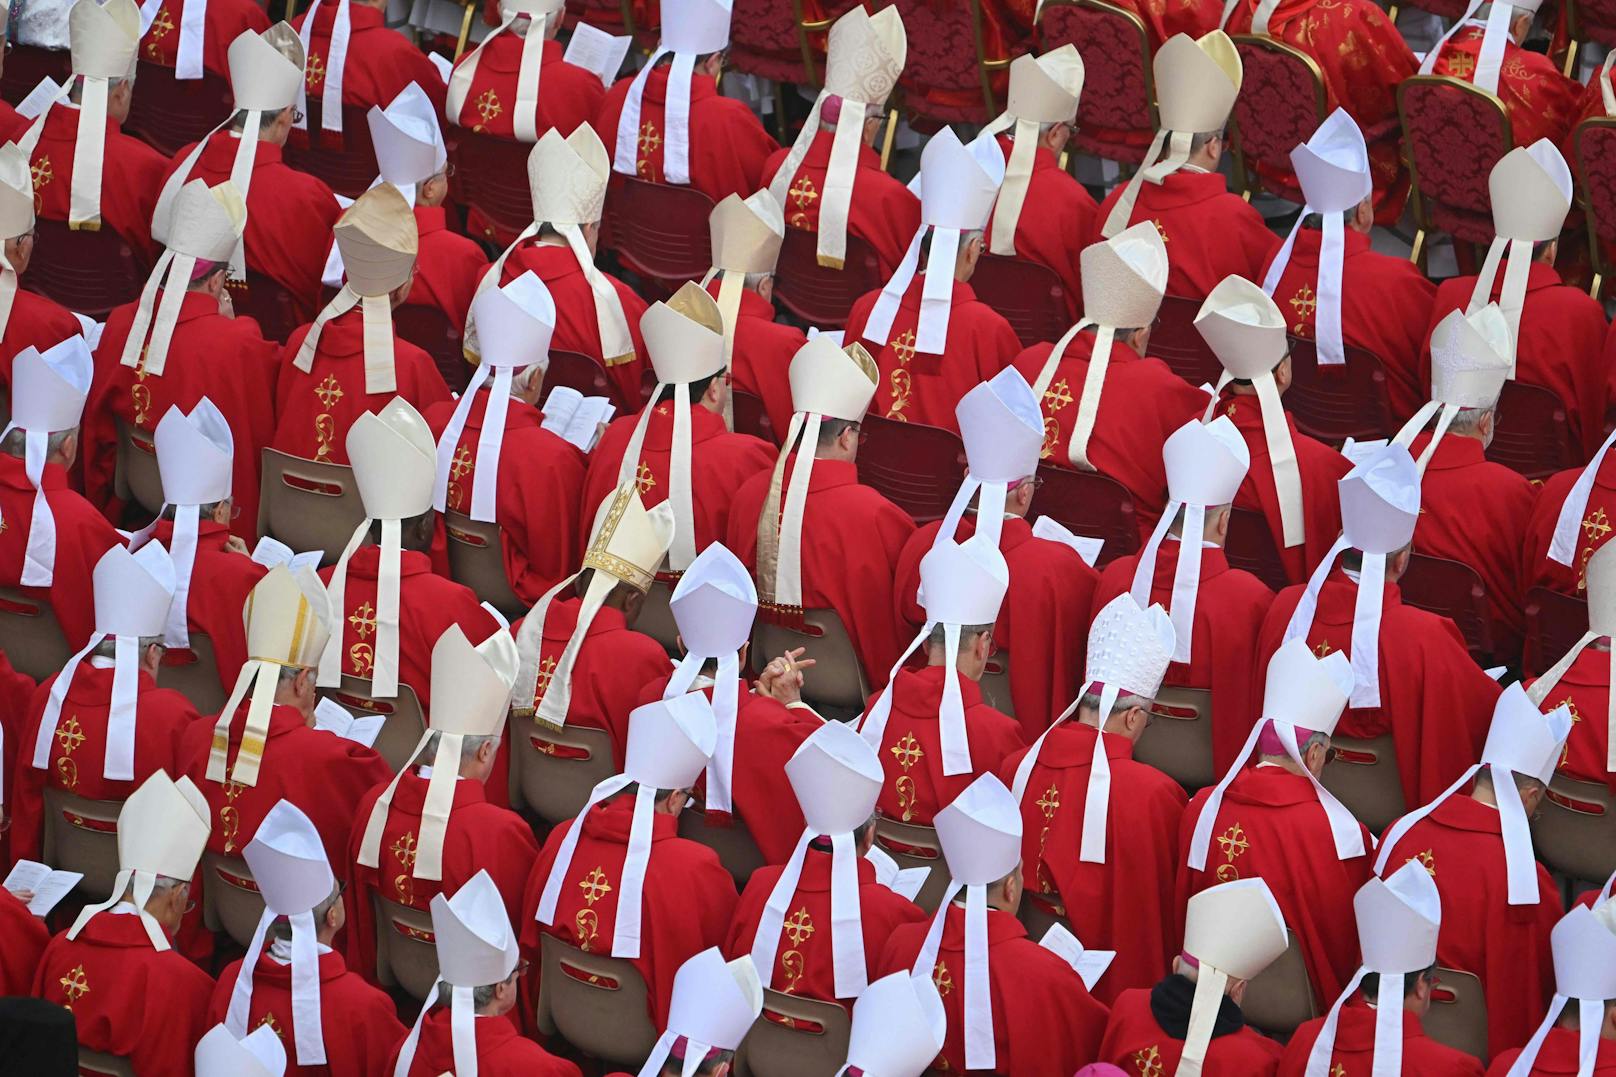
{"left": 780, "top": 907, "right": 815, "bottom": 993}
{"left": 576, "top": 866, "right": 613, "bottom": 951}
{"left": 886, "top": 330, "right": 917, "bottom": 421}
{"left": 636, "top": 121, "right": 662, "bottom": 179}
{"left": 891, "top": 732, "right": 923, "bottom": 822}
{"left": 391, "top": 830, "right": 419, "bottom": 906}
{"left": 58, "top": 965, "right": 89, "bottom": 1011}
{"left": 54, "top": 715, "right": 86, "bottom": 790}
{"left": 1214, "top": 820, "right": 1249, "bottom": 883}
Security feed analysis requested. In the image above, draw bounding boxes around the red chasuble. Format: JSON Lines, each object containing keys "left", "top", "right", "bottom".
{"left": 509, "top": 599, "right": 671, "bottom": 769}
{"left": 860, "top": 667, "right": 1027, "bottom": 827}
{"left": 161, "top": 134, "right": 342, "bottom": 316}
{"left": 1430, "top": 26, "right": 1579, "bottom": 149}
{"left": 0, "top": 100, "right": 28, "bottom": 144}
{"left": 392, "top": 1006, "right": 582, "bottom": 1077}
{"left": 0, "top": 650, "right": 34, "bottom": 864}
{"left": 1011, "top": 330, "right": 1210, "bottom": 534}
{"left": 1255, "top": 572, "right": 1500, "bottom": 806}
{"left": 702, "top": 278, "right": 805, "bottom": 442}
{"left": 1100, "top": 986, "right": 1283, "bottom": 1076}
{"left": 844, "top": 278, "right": 1022, "bottom": 432}
{"left": 0, "top": 457, "right": 126, "bottom": 648}
{"left": 1422, "top": 264, "right": 1608, "bottom": 458}
{"left": 9, "top": 665, "right": 202, "bottom": 864}
{"left": 0, "top": 290, "right": 84, "bottom": 396}
{"left": 1259, "top": 226, "right": 1436, "bottom": 421}
{"left": 449, "top": 36, "right": 603, "bottom": 142}
{"left": 1176, "top": 767, "right": 1374, "bottom": 1009}
{"left": 894, "top": 516, "right": 1096, "bottom": 743}
{"left": 1091, "top": 171, "right": 1279, "bottom": 300}
{"left": 138, "top": 0, "right": 270, "bottom": 78}
{"left": 519, "top": 796, "right": 739, "bottom": 1026}
{"left": 1096, "top": 543, "right": 1274, "bottom": 774}
{"left": 986, "top": 136, "right": 1097, "bottom": 322}
{"left": 724, "top": 849, "right": 927, "bottom": 1009}
{"left": 84, "top": 290, "right": 280, "bottom": 538}
{"left": 0, "top": 888, "right": 48, "bottom": 996}
{"left": 408, "top": 205, "right": 488, "bottom": 334}
{"left": 1379, "top": 793, "right": 1562, "bottom": 1058}
{"left": 424, "top": 393, "right": 586, "bottom": 605}
{"left": 635, "top": 673, "right": 822, "bottom": 865}
{"left": 346, "top": 771, "right": 539, "bottom": 985}
{"left": 1520, "top": 452, "right": 1616, "bottom": 600}
{"left": 316, "top": 546, "right": 496, "bottom": 711}
{"left": 1215, "top": 395, "right": 1351, "bottom": 586}
{"left": 726, "top": 455, "right": 915, "bottom": 685}
{"left": 1410, "top": 431, "right": 1535, "bottom": 663}
{"left": 596, "top": 66, "right": 779, "bottom": 204}
{"left": 900, "top": 4, "right": 1019, "bottom": 120}
{"left": 762, "top": 130, "right": 923, "bottom": 279}
{"left": 582, "top": 400, "right": 775, "bottom": 556}
{"left": 496, "top": 241, "right": 649, "bottom": 411}
{"left": 1106, "top": 0, "right": 1219, "bottom": 49}
{"left": 874, "top": 904, "right": 1110, "bottom": 1077}
{"left": 32, "top": 912, "right": 215, "bottom": 1074}
{"left": 269, "top": 309, "right": 453, "bottom": 464}
{"left": 1526, "top": 648, "right": 1616, "bottom": 793}
{"left": 208, "top": 947, "right": 406, "bottom": 1077}
{"left": 293, "top": 3, "right": 447, "bottom": 116}
{"left": 999, "top": 723, "right": 1187, "bottom": 1004}
{"left": 29, "top": 106, "right": 170, "bottom": 262}
{"left": 1489, "top": 1030, "right": 1616, "bottom": 1076}
{"left": 177, "top": 700, "right": 393, "bottom": 867}
{"left": 1280, "top": 1003, "right": 1484, "bottom": 1076}
{"left": 146, "top": 517, "right": 266, "bottom": 693}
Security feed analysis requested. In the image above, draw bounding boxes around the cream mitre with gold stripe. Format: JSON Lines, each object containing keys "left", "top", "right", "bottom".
{"left": 704, "top": 189, "right": 785, "bottom": 428}
{"left": 0, "top": 143, "right": 35, "bottom": 343}
{"left": 981, "top": 47, "right": 1084, "bottom": 256}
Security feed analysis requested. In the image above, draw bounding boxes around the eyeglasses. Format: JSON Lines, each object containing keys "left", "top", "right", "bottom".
{"left": 1323, "top": 746, "right": 1338, "bottom": 766}
{"left": 1009, "top": 476, "right": 1044, "bottom": 492}
{"left": 291, "top": 108, "right": 306, "bottom": 125}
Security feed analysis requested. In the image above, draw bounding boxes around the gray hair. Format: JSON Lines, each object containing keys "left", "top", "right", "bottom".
{"left": 1446, "top": 403, "right": 1496, "bottom": 436}
{"left": 926, "top": 622, "right": 994, "bottom": 650}
{"left": 1078, "top": 690, "right": 1154, "bottom": 715}
{"left": 91, "top": 635, "right": 164, "bottom": 660}
{"left": 418, "top": 732, "right": 498, "bottom": 768}
{"left": 268, "top": 884, "right": 342, "bottom": 942}
{"left": 437, "top": 980, "right": 503, "bottom": 1011}
{"left": 1, "top": 427, "right": 75, "bottom": 458}
{"left": 1189, "top": 130, "right": 1225, "bottom": 153}
{"left": 744, "top": 270, "right": 772, "bottom": 290}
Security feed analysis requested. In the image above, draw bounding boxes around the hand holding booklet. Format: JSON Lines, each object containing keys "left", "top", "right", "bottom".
{"left": 313, "top": 697, "right": 385, "bottom": 749}
{"left": 543, "top": 386, "right": 615, "bottom": 452}
{"left": 1038, "top": 922, "right": 1116, "bottom": 991}
{"left": 864, "top": 844, "right": 930, "bottom": 902}
{"left": 251, "top": 536, "right": 325, "bottom": 572}
{"left": 4, "top": 860, "right": 83, "bottom": 916}
{"left": 563, "top": 23, "right": 631, "bottom": 88}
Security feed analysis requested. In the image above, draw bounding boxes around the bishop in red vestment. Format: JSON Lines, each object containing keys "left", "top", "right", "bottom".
{"left": 293, "top": 0, "right": 447, "bottom": 117}
{"left": 0, "top": 888, "right": 47, "bottom": 995}
{"left": 1280, "top": 999, "right": 1484, "bottom": 1076}
{"left": 984, "top": 128, "right": 1097, "bottom": 322}
{"left": 1429, "top": 25, "right": 1579, "bottom": 149}
{"left": 1105, "top": 0, "right": 1220, "bottom": 48}
{"left": 702, "top": 275, "right": 805, "bottom": 442}
{"left": 406, "top": 202, "right": 488, "bottom": 335}
{"left": 446, "top": 32, "right": 603, "bottom": 143}
{"left": 29, "top": 99, "right": 170, "bottom": 262}
{"left": 392, "top": 1005, "right": 582, "bottom": 1077}
{"left": 1526, "top": 647, "right": 1616, "bottom": 794}
{"left": 1489, "top": 1030, "right": 1616, "bottom": 1075}
{"left": 145, "top": 514, "right": 266, "bottom": 693}
{"left": 0, "top": 289, "right": 83, "bottom": 400}
{"left": 1520, "top": 451, "right": 1616, "bottom": 600}
{"left": 138, "top": 0, "right": 271, "bottom": 79}
{"left": 1100, "top": 981, "right": 1284, "bottom": 1075}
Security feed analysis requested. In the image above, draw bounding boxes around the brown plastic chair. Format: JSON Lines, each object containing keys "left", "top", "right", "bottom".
{"left": 322, "top": 677, "right": 427, "bottom": 773}
{"left": 1423, "top": 967, "right": 1489, "bottom": 1061}
{"left": 156, "top": 632, "right": 227, "bottom": 717}
{"left": 735, "top": 989, "right": 852, "bottom": 1077}
{"left": 1136, "top": 686, "right": 1215, "bottom": 791}
{"left": 444, "top": 512, "right": 528, "bottom": 620}
{"left": 679, "top": 807, "right": 767, "bottom": 888}
{"left": 872, "top": 816, "right": 949, "bottom": 913}
{"left": 0, "top": 585, "right": 74, "bottom": 680}
{"left": 1533, "top": 773, "right": 1616, "bottom": 886}
{"left": 202, "top": 851, "right": 266, "bottom": 949}
{"left": 753, "top": 606, "right": 870, "bottom": 722}
{"left": 41, "top": 788, "right": 122, "bottom": 898}
{"left": 1320, "top": 732, "right": 1406, "bottom": 834}
{"left": 977, "top": 652, "right": 1014, "bottom": 716}
{"left": 508, "top": 716, "right": 618, "bottom": 825}
{"left": 113, "top": 418, "right": 165, "bottom": 518}
{"left": 630, "top": 575, "right": 680, "bottom": 655}
{"left": 1522, "top": 587, "right": 1590, "bottom": 678}
{"left": 256, "top": 449, "right": 367, "bottom": 566}
{"left": 535, "top": 934, "right": 661, "bottom": 1067}
{"left": 77, "top": 1049, "right": 136, "bottom": 1077}
{"left": 1017, "top": 889, "right": 1069, "bottom": 943}
{"left": 1240, "top": 930, "right": 1319, "bottom": 1035}
{"left": 373, "top": 893, "right": 441, "bottom": 1001}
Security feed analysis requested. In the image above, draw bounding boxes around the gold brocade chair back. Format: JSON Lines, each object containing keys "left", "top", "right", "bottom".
{"left": 536, "top": 934, "right": 661, "bottom": 1068}
{"left": 373, "top": 892, "right": 441, "bottom": 1002}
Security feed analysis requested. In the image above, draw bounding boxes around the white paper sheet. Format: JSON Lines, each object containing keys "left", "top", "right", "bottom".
{"left": 542, "top": 385, "right": 615, "bottom": 452}
{"left": 864, "top": 845, "right": 930, "bottom": 902}
{"left": 4, "top": 859, "right": 84, "bottom": 916}
{"left": 251, "top": 536, "right": 324, "bottom": 571}
{"left": 1031, "top": 516, "right": 1104, "bottom": 567}
{"left": 563, "top": 23, "right": 631, "bottom": 88}
{"left": 1037, "top": 923, "right": 1115, "bottom": 991}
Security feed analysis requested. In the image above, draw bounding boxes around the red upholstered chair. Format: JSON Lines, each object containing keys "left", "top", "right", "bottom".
{"left": 1033, "top": 464, "right": 1139, "bottom": 568}
{"left": 1559, "top": 0, "right": 1616, "bottom": 80}
{"left": 0, "top": 46, "right": 70, "bottom": 105}
{"left": 285, "top": 105, "right": 380, "bottom": 200}
{"left": 546, "top": 349, "right": 614, "bottom": 400}
{"left": 395, "top": 304, "right": 468, "bottom": 394}
{"left": 1573, "top": 117, "right": 1616, "bottom": 300}
{"left": 1228, "top": 35, "right": 1326, "bottom": 203}
{"left": 124, "top": 61, "right": 234, "bottom": 157}
{"left": 1523, "top": 586, "right": 1591, "bottom": 676}
{"left": 23, "top": 219, "right": 146, "bottom": 320}
{"left": 730, "top": 387, "right": 777, "bottom": 444}
{"left": 1037, "top": 0, "right": 1156, "bottom": 165}
{"left": 449, "top": 128, "right": 535, "bottom": 251}
{"left": 1400, "top": 553, "right": 1495, "bottom": 663}
{"left": 1224, "top": 505, "right": 1291, "bottom": 592}
{"left": 728, "top": 0, "right": 853, "bottom": 88}
{"left": 888, "top": 0, "right": 1012, "bottom": 125}
{"left": 970, "top": 255, "right": 1070, "bottom": 345}
{"left": 226, "top": 271, "right": 315, "bottom": 344}
{"left": 856, "top": 416, "right": 968, "bottom": 524}
{"left": 1150, "top": 294, "right": 1223, "bottom": 388}
{"left": 1486, "top": 380, "right": 1580, "bottom": 480}
{"left": 1398, "top": 76, "right": 1513, "bottom": 272}
{"left": 604, "top": 177, "right": 716, "bottom": 292}
{"left": 1284, "top": 337, "right": 1394, "bottom": 444}
{"left": 561, "top": 0, "right": 661, "bottom": 50}
{"left": 772, "top": 227, "right": 885, "bottom": 329}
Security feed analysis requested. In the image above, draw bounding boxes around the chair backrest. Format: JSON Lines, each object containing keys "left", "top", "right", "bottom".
{"left": 1150, "top": 295, "right": 1224, "bottom": 388}
{"left": 890, "top": 0, "right": 1000, "bottom": 123}
{"left": 157, "top": 631, "right": 228, "bottom": 716}
{"left": 508, "top": 715, "right": 618, "bottom": 824}
{"left": 0, "top": 586, "right": 74, "bottom": 680}
{"left": 42, "top": 787, "right": 122, "bottom": 898}
{"left": 1423, "top": 967, "right": 1490, "bottom": 1061}
{"left": 1522, "top": 586, "right": 1590, "bottom": 677}
{"left": 227, "top": 271, "right": 314, "bottom": 345}
{"left": 284, "top": 105, "right": 380, "bottom": 200}
{"left": 113, "top": 417, "right": 165, "bottom": 519}
{"left": 856, "top": 417, "right": 968, "bottom": 524}
{"left": 736, "top": 989, "right": 854, "bottom": 1077}
{"left": 444, "top": 512, "right": 528, "bottom": 620}
{"left": 970, "top": 256, "right": 1071, "bottom": 346}
{"left": 1487, "top": 380, "right": 1580, "bottom": 480}
{"left": 1566, "top": 0, "right": 1616, "bottom": 51}
{"left": 1284, "top": 337, "right": 1394, "bottom": 445}
{"left": 1398, "top": 76, "right": 1513, "bottom": 241}
{"left": 678, "top": 807, "right": 767, "bottom": 887}
{"left": 1228, "top": 36, "right": 1326, "bottom": 199}
{"left": 1532, "top": 772, "right": 1616, "bottom": 886}
{"left": 754, "top": 606, "right": 872, "bottom": 721}
{"left": 1573, "top": 117, "right": 1616, "bottom": 292}
{"left": 373, "top": 893, "right": 441, "bottom": 1001}
{"left": 1038, "top": 0, "right": 1154, "bottom": 139}
{"left": 631, "top": 575, "right": 680, "bottom": 654}
{"left": 395, "top": 303, "right": 469, "bottom": 395}
{"left": 728, "top": 0, "right": 810, "bottom": 71}
{"left": 872, "top": 816, "right": 951, "bottom": 913}
{"left": 773, "top": 227, "right": 885, "bottom": 329}
{"left": 1400, "top": 553, "right": 1494, "bottom": 664}
{"left": 77, "top": 1049, "right": 137, "bottom": 1077}
{"left": 1033, "top": 464, "right": 1139, "bottom": 569}
{"left": 125, "top": 61, "right": 234, "bottom": 157}
{"left": 1320, "top": 732, "right": 1406, "bottom": 834}
{"left": 535, "top": 934, "right": 661, "bottom": 1066}
{"left": 0, "top": 45, "right": 70, "bottom": 104}
{"left": 256, "top": 448, "right": 367, "bottom": 567}
{"left": 977, "top": 650, "right": 1014, "bottom": 716}
{"left": 448, "top": 128, "right": 536, "bottom": 249}
{"left": 1240, "top": 929, "right": 1319, "bottom": 1035}
{"left": 24, "top": 218, "right": 146, "bottom": 320}
{"left": 605, "top": 177, "right": 717, "bottom": 289}
{"left": 1222, "top": 506, "right": 1292, "bottom": 592}
{"left": 730, "top": 387, "right": 777, "bottom": 445}
{"left": 1136, "top": 685, "right": 1215, "bottom": 790}
{"left": 546, "top": 348, "right": 615, "bottom": 401}
{"left": 323, "top": 677, "right": 428, "bottom": 772}
{"left": 202, "top": 850, "right": 267, "bottom": 949}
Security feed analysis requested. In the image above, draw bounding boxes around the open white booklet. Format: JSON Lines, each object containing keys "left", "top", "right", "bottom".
{"left": 863, "top": 844, "right": 930, "bottom": 903}
{"left": 4, "top": 859, "right": 83, "bottom": 916}
{"left": 312, "top": 697, "right": 385, "bottom": 749}
{"left": 1037, "top": 922, "right": 1116, "bottom": 991}
{"left": 543, "top": 385, "right": 615, "bottom": 453}
{"left": 1031, "top": 516, "right": 1104, "bottom": 568}
{"left": 563, "top": 23, "right": 631, "bottom": 88}
{"left": 251, "top": 536, "right": 325, "bottom": 572}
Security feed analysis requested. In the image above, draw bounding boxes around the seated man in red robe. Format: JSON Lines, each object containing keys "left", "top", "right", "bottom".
{"left": 0, "top": 143, "right": 85, "bottom": 396}
{"left": 292, "top": 0, "right": 447, "bottom": 124}
{"left": 30, "top": 0, "right": 170, "bottom": 262}
{"left": 138, "top": 0, "right": 270, "bottom": 80}
{"left": 762, "top": 6, "right": 914, "bottom": 278}
{"left": 1000, "top": 594, "right": 1182, "bottom": 1004}
{"left": 445, "top": 0, "right": 603, "bottom": 146}
{"left": 1376, "top": 684, "right": 1571, "bottom": 1059}
{"left": 858, "top": 537, "right": 1026, "bottom": 827}
{"left": 595, "top": 0, "right": 778, "bottom": 205}
{"left": 1526, "top": 541, "right": 1616, "bottom": 797}
{"left": 1100, "top": 878, "right": 1288, "bottom": 1075}
{"left": 1422, "top": 142, "right": 1606, "bottom": 457}
{"left": 1014, "top": 222, "right": 1208, "bottom": 533}
{"left": 270, "top": 185, "right": 451, "bottom": 464}
{"left": 1424, "top": 0, "right": 1578, "bottom": 150}
{"left": 1486, "top": 906, "right": 1616, "bottom": 1077}
{"left": 1093, "top": 32, "right": 1276, "bottom": 298}
{"left": 1179, "top": 639, "right": 1374, "bottom": 1011}
{"left": 874, "top": 774, "right": 1109, "bottom": 1077}
{"left": 84, "top": 180, "right": 278, "bottom": 535}
{"left": 426, "top": 274, "right": 585, "bottom": 605}
{"left": 728, "top": 338, "right": 913, "bottom": 690}
{"left": 845, "top": 129, "right": 1020, "bottom": 431}
{"left": 0, "top": 888, "right": 48, "bottom": 996}
{"left": 10, "top": 543, "right": 199, "bottom": 864}
{"left": 177, "top": 565, "right": 393, "bottom": 870}
{"left": 521, "top": 693, "right": 739, "bottom": 1027}
{"left": 32, "top": 771, "right": 215, "bottom": 1075}
{"left": 726, "top": 721, "right": 927, "bottom": 1009}
{"left": 894, "top": 368, "right": 1095, "bottom": 739}
{"left": 1094, "top": 417, "right": 1273, "bottom": 775}
{"left": 1521, "top": 420, "right": 1616, "bottom": 600}
{"left": 582, "top": 282, "right": 775, "bottom": 570}
{"left": 158, "top": 23, "right": 342, "bottom": 320}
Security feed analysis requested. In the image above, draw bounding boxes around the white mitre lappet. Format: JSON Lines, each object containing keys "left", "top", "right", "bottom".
{"left": 3, "top": 336, "right": 93, "bottom": 587}
{"left": 980, "top": 46, "right": 1084, "bottom": 256}
{"left": 446, "top": 0, "right": 565, "bottom": 141}
{"left": 933, "top": 367, "right": 1044, "bottom": 550}
{"left": 611, "top": 0, "right": 733, "bottom": 185}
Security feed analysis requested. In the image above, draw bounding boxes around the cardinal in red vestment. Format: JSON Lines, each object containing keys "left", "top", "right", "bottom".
{"left": 149, "top": 514, "right": 267, "bottom": 692}
{"left": 1429, "top": 24, "right": 1579, "bottom": 149}
{"left": 444, "top": 13, "right": 603, "bottom": 143}
{"left": 138, "top": 0, "right": 270, "bottom": 79}
{"left": 393, "top": 1006, "right": 582, "bottom": 1076}
{"left": 1101, "top": 982, "right": 1284, "bottom": 1075}
{"left": 1490, "top": 1034, "right": 1616, "bottom": 1076}
{"left": 1525, "top": 608, "right": 1616, "bottom": 794}
{"left": 0, "top": 888, "right": 47, "bottom": 996}
{"left": 1519, "top": 443, "right": 1616, "bottom": 601}
{"left": 0, "top": 169, "right": 84, "bottom": 392}
{"left": 1281, "top": 998, "right": 1485, "bottom": 1076}
{"left": 293, "top": 0, "right": 447, "bottom": 118}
